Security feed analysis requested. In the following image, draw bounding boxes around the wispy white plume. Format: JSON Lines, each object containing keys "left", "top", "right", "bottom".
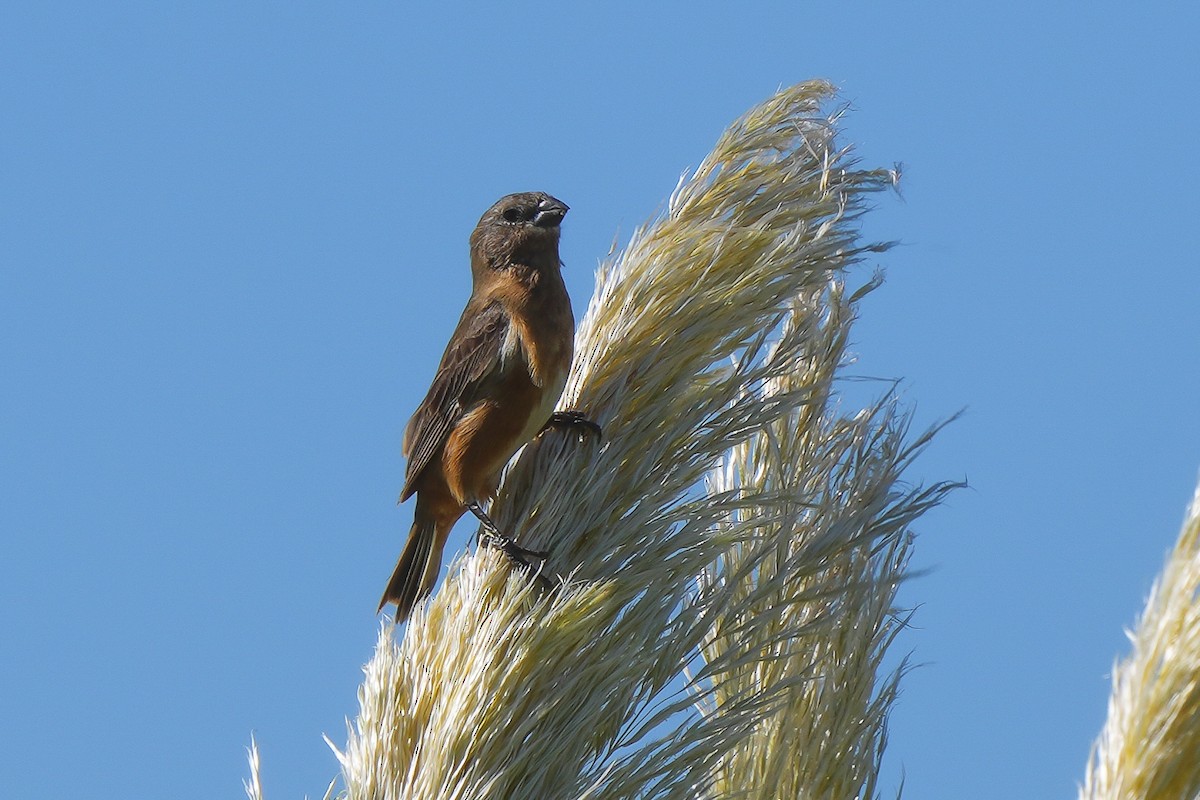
{"left": 1081, "top": 481, "right": 1200, "bottom": 800}
{"left": 245, "top": 736, "right": 264, "bottom": 800}
{"left": 253, "top": 80, "right": 953, "bottom": 799}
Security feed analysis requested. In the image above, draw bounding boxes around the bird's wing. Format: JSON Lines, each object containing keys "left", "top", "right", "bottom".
{"left": 399, "top": 299, "right": 510, "bottom": 501}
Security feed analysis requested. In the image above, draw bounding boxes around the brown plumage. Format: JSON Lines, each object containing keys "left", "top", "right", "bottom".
{"left": 378, "top": 191, "right": 586, "bottom": 623}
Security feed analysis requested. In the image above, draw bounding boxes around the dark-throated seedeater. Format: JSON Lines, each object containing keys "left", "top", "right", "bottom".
{"left": 378, "top": 192, "right": 597, "bottom": 623}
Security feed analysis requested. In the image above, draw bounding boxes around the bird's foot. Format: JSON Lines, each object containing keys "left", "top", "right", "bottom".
{"left": 479, "top": 528, "right": 547, "bottom": 563}
{"left": 480, "top": 528, "right": 549, "bottom": 562}
{"left": 480, "top": 530, "right": 556, "bottom": 591}
{"left": 468, "top": 500, "right": 555, "bottom": 590}
{"left": 542, "top": 410, "right": 603, "bottom": 442}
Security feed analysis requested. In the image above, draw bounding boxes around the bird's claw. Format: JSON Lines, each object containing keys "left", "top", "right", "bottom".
{"left": 543, "top": 410, "right": 603, "bottom": 442}
{"left": 480, "top": 530, "right": 556, "bottom": 591}
{"left": 481, "top": 530, "right": 549, "bottom": 562}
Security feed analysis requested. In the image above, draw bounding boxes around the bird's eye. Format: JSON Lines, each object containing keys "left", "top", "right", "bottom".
{"left": 501, "top": 207, "right": 525, "bottom": 223}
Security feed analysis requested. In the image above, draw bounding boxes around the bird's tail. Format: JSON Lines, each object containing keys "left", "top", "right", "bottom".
{"left": 378, "top": 511, "right": 446, "bottom": 624}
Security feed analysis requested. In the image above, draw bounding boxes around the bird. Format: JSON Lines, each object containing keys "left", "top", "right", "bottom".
{"left": 378, "top": 191, "right": 598, "bottom": 623}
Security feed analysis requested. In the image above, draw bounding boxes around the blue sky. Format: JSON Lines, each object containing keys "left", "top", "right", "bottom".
{"left": 3, "top": 3, "right": 1199, "bottom": 798}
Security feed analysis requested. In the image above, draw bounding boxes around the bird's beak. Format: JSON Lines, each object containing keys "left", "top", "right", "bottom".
{"left": 533, "top": 198, "right": 569, "bottom": 228}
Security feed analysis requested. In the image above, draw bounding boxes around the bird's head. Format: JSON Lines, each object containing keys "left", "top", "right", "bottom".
{"left": 470, "top": 192, "right": 569, "bottom": 274}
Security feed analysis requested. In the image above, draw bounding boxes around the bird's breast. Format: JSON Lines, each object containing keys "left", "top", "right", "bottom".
{"left": 506, "top": 288, "right": 573, "bottom": 442}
